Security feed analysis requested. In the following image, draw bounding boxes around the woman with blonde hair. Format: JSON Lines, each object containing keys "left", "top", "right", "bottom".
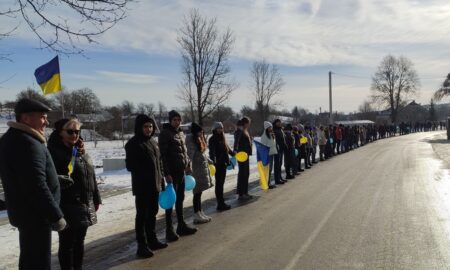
{"left": 48, "top": 118, "right": 101, "bottom": 270}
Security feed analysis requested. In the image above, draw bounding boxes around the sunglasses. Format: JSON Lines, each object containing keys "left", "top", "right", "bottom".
{"left": 65, "top": 129, "right": 80, "bottom": 135}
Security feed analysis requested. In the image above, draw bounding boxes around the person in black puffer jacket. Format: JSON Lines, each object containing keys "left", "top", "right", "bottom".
{"left": 47, "top": 118, "right": 101, "bottom": 270}
{"left": 209, "top": 122, "right": 235, "bottom": 211}
{"left": 125, "top": 114, "right": 168, "bottom": 258}
{"left": 158, "top": 110, "right": 197, "bottom": 242}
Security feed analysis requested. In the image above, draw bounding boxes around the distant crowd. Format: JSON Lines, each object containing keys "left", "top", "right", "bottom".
{"left": 0, "top": 98, "right": 445, "bottom": 270}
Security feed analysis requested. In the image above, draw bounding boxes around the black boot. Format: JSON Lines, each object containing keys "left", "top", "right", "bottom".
{"left": 177, "top": 222, "right": 197, "bottom": 236}
{"left": 136, "top": 244, "right": 153, "bottom": 258}
{"left": 166, "top": 226, "right": 179, "bottom": 242}
{"left": 217, "top": 203, "right": 231, "bottom": 211}
{"left": 148, "top": 239, "right": 168, "bottom": 250}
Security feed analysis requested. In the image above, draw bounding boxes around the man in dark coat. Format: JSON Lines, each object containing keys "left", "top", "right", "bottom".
{"left": 126, "top": 114, "right": 168, "bottom": 258}
{"left": 272, "top": 119, "right": 287, "bottom": 184}
{"left": 283, "top": 124, "right": 297, "bottom": 179}
{"left": 158, "top": 110, "right": 197, "bottom": 242}
{"left": 0, "top": 98, "right": 66, "bottom": 270}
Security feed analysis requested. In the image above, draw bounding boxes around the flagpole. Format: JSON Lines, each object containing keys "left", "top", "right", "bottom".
{"left": 61, "top": 88, "right": 65, "bottom": 118}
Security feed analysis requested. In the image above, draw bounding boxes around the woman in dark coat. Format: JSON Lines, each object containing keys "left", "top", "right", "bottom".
{"left": 48, "top": 118, "right": 102, "bottom": 270}
{"left": 125, "top": 114, "right": 168, "bottom": 258}
{"left": 209, "top": 122, "right": 235, "bottom": 210}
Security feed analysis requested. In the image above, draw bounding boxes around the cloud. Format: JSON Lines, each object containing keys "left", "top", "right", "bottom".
{"left": 69, "top": 71, "right": 161, "bottom": 85}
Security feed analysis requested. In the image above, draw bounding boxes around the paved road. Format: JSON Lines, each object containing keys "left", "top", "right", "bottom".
{"left": 101, "top": 132, "right": 450, "bottom": 269}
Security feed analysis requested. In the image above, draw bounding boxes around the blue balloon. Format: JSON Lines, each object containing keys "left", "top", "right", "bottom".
{"left": 159, "top": 183, "right": 176, "bottom": 209}
{"left": 295, "top": 149, "right": 299, "bottom": 157}
{"left": 230, "top": 156, "right": 237, "bottom": 166}
{"left": 227, "top": 156, "right": 237, "bottom": 170}
{"left": 184, "top": 175, "right": 196, "bottom": 191}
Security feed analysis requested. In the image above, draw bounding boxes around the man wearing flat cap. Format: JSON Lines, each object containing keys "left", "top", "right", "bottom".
{"left": 0, "top": 98, "right": 66, "bottom": 270}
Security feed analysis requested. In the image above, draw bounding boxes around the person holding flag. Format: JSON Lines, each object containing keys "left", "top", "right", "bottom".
{"left": 260, "top": 121, "right": 277, "bottom": 189}
{"left": 48, "top": 118, "right": 102, "bottom": 270}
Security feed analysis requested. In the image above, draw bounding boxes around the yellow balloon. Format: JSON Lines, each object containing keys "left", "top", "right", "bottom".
{"left": 236, "top": 151, "right": 248, "bottom": 162}
{"left": 300, "top": 137, "right": 308, "bottom": 144}
{"left": 209, "top": 164, "right": 216, "bottom": 176}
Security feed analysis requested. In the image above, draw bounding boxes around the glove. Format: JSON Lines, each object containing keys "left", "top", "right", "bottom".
{"left": 52, "top": 218, "right": 67, "bottom": 232}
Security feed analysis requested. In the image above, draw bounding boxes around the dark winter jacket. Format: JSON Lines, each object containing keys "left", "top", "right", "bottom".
{"left": 125, "top": 116, "right": 164, "bottom": 194}
{"left": 0, "top": 122, "right": 63, "bottom": 228}
{"left": 233, "top": 129, "right": 252, "bottom": 156}
{"left": 158, "top": 123, "right": 190, "bottom": 176}
{"left": 273, "top": 126, "right": 287, "bottom": 152}
{"left": 284, "top": 130, "right": 296, "bottom": 162}
{"left": 208, "top": 133, "right": 233, "bottom": 168}
{"left": 48, "top": 131, "right": 101, "bottom": 227}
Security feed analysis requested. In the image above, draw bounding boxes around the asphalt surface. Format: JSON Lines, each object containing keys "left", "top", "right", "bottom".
{"left": 82, "top": 132, "right": 450, "bottom": 269}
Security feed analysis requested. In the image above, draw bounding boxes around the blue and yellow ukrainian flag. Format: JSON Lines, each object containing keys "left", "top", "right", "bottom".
{"left": 68, "top": 147, "right": 77, "bottom": 176}
{"left": 34, "top": 56, "right": 61, "bottom": 95}
{"left": 254, "top": 140, "right": 270, "bottom": 191}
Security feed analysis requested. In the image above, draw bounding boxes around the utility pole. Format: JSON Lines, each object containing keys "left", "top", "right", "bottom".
{"left": 329, "top": 71, "right": 333, "bottom": 124}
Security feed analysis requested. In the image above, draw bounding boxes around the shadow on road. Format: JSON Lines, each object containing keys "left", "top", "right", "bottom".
{"left": 53, "top": 180, "right": 262, "bottom": 270}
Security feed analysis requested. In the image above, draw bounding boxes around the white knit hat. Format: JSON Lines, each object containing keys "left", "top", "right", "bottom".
{"left": 264, "top": 121, "right": 273, "bottom": 130}
{"left": 212, "top": 121, "right": 224, "bottom": 130}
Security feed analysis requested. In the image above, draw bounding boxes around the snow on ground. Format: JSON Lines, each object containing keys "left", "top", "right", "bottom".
{"left": 0, "top": 133, "right": 262, "bottom": 269}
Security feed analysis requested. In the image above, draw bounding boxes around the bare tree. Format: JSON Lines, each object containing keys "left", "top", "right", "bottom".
{"left": 178, "top": 9, "right": 236, "bottom": 126}
{"left": 371, "top": 55, "right": 420, "bottom": 123}
{"left": 357, "top": 99, "right": 377, "bottom": 121}
{"left": 250, "top": 60, "right": 284, "bottom": 121}
{"left": 433, "top": 73, "right": 450, "bottom": 101}
{"left": 120, "top": 100, "right": 135, "bottom": 115}
{"left": 136, "top": 103, "right": 155, "bottom": 116}
{"left": 1, "top": 0, "right": 130, "bottom": 55}
{"left": 16, "top": 87, "right": 54, "bottom": 107}
{"left": 358, "top": 100, "right": 374, "bottom": 114}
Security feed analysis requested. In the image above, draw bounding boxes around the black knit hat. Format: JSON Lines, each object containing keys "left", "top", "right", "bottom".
{"left": 191, "top": 122, "right": 203, "bottom": 134}
{"left": 168, "top": 110, "right": 181, "bottom": 122}
{"left": 284, "top": 124, "right": 293, "bottom": 130}
{"left": 15, "top": 98, "right": 51, "bottom": 114}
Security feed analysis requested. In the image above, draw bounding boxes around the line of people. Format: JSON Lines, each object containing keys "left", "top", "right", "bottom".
{"left": 0, "top": 98, "right": 440, "bottom": 270}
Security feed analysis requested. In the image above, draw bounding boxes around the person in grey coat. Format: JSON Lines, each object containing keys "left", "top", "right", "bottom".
{"left": 0, "top": 99, "right": 66, "bottom": 270}
{"left": 186, "top": 123, "right": 213, "bottom": 224}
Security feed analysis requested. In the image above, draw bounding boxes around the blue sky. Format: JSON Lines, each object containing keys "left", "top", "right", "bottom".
{"left": 1, "top": 0, "right": 449, "bottom": 113}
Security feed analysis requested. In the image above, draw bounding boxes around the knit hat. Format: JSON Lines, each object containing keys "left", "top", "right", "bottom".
{"left": 212, "top": 121, "right": 224, "bottom": 131}
{"left": 285, "top": 124, "right": 293, "bottom": 130}
{"left": 191, "top": 122, "right": 203, "bottom": 134}
{"left": 264, "top": 121, "right": 272, "bottom": 130}
{"left": 168, "top": 110, "right": 181, "bottom": 122}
